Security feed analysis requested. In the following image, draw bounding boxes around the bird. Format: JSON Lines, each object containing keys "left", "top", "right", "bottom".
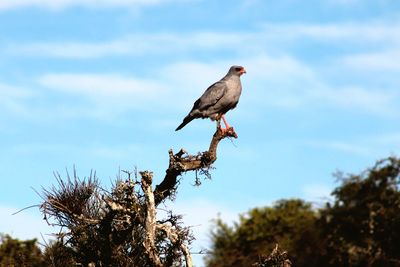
{"left": 176, "top": 65, "right": 246, "bottom": 132}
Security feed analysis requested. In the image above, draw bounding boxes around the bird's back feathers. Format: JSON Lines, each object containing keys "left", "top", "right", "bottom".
{"left": 195, "top": 81, "right": 227, "bottom": 111}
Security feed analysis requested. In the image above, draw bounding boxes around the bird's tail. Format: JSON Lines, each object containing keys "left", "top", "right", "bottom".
{"left": 175, "top": 115, "right": 194, "bottom": 131}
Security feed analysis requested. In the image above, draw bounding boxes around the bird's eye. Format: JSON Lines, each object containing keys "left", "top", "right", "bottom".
{"left": 235, "top": 67, "right": 242, "bottom": 71}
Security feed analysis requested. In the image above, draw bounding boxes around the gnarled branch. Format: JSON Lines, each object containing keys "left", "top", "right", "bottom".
{"left": 154, "top": 127, "right": 237, "bottom": 206}
{"left": 140, "top": 171, "right": 163, "bottom": 267}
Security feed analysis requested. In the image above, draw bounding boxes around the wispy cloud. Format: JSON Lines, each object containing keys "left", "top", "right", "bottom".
{"left": 7, "top": 32, "right": 250, "bottom": 59}
{"left": 11, "top": 141, "right": 147, "bottom": 162}
{"left": 262, "top": 21, "right": 400, "bottom": 44}
{"left": 0, "top": 83, "right": 35, "bottom": 115}
{"left": 241, "top": 55, "right": 400, "bottom": 116}
{"left": 38, "top": 73, "right": 163, "bottom": 98}
{"left": 342, "top": 49, "right": 400, "bottom": 71}
{"left": 305, "top": 131, "right": 400, "bottom": 158}
{"left": 2, "top": 53, "right": 398, "bottom": 121}
{"left": 315, "top": 86, "right": 399, "bottom": 116}
{"left": 38, "top": 73, "right": 166, "bottom": 110}
{"left": 11, "top": 40, "right": 134, "bottom": 59}
{"left": 2, "top": 64, "right": 226, "bottom": 120}
{"left": 0, "top": 0, "right": 169, "bottom": 11}
{"left": 33, "top": 72, "right": 173, "bottom": 119}
{"left": 129, "top": 56, "right": 400, "bottom": 118}
{"left": 8, "top": 35, "right": 180, "bottom": 59}
{"left": 6, "top": 20, "right": 400, "bottom": 61}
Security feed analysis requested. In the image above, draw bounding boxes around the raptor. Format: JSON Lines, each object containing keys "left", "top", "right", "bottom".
{"left": 176, "top": 65, "right": 246, "bottom": 133}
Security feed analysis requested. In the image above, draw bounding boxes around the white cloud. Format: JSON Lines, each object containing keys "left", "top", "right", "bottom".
{"left": 315, "top": 86, "right": 399, "bottom": 116}
{"left": 9, "top": 35, "right": 178, "bottom": 59}
{"left": 2, "top": 53, "right": 398, "bottom": 121}
{"left": 0, "top": 0, "right": 167, "bottom": 11}
{"left": 242, "top": 55, "right": 315, "bottom": 81}
{"left": 262, "top": 22, "right": 400, "bottom": 44}
{"left": 2, "top": 63, "right": 236, "bottom": 120}
{"left": 239, "top": 55, "right": 399, "bottom": 116}
{"left": 0, "top": 204, "right": 54, "bottom": 242}
{"left": 342, "top": 49, "right": 400, "bottom": 71}
{"left": 13, "top": 40, "right": 133, "bottom": 59}
{"left": 305, "top": 132, "right": 400, "bottom": 158}
{"left": 8, "top": 32, "right": 250, "bottom": 59}
{"left": 0, "top": 74, "right": 173, "bottom": 120}
{"left": 39, "top": 73, "right": 162, "bottom": 97}
{"left": 37, "top": 73, "right": 167, "bottom": 115}
{"left": 7, "top": 20, "right": 400, "bottom": 61}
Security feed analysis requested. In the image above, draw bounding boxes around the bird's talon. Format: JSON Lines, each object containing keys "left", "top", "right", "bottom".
{"left": 217, "top": 126, "right": 237, "bottom": 138}
{"left": 226, "top": 127, "right": 238, "bottom": 138}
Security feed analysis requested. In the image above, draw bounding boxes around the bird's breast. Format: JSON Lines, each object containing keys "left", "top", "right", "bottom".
{"left": 224, "top": 79, "right": 242, "bottom": 102}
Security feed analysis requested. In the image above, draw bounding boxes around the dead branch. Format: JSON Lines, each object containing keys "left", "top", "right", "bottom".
{"left": 140, "top": 171, "right": 163, "bottom": 267}
{"left": 154, "top": 127, "right": 237, "bottom": 205}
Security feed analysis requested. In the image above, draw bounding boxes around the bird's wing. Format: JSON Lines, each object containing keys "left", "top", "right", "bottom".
{"left": 195, "top": 81, "right": 227, "bottom": 111}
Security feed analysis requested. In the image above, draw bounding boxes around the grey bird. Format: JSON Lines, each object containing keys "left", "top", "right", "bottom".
{"left": 176, "top": 65, "right": 246, "bottom": 132}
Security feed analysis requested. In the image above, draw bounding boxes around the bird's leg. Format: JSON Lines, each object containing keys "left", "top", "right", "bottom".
{"left": 221, "top": 115, "right": 231, "bottom": 129}
{"left": 216, "top": 118, "right": 227, "bottom": 135}
{"left": 217, "top": 115, "right": 236, "bottom": 136}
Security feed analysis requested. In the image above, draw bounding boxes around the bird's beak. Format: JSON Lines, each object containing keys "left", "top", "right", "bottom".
{"left": 240, "top": 68, "right": 247, "bottom": 75}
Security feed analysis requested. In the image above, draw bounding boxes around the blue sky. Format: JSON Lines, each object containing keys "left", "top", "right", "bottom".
{"left": 1, "top": 0, "right": 400, "bottom": 265}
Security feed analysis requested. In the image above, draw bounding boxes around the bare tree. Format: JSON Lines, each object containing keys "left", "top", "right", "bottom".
{"left": 40, "top": 127, "right": 237, "bottom": 267}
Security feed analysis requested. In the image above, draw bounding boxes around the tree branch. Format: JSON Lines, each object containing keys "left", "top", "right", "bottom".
{"left": 154, "top": 127, "right": 237, "bottom": 205}
{"left": 140, "top": 171, "right": 163, "bottom": 267}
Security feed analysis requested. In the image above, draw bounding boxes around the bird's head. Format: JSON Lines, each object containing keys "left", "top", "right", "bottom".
{"left": 229, "top": 65, "right": 246, "bottom": 76}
